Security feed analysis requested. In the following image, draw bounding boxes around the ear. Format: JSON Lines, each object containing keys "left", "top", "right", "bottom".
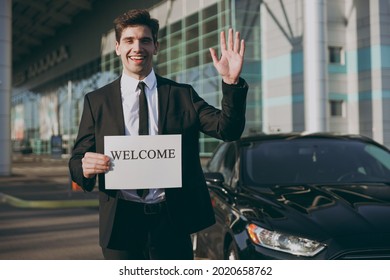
{"left": 153, "top": 41, "right": 159, "bottom": 55}
{"left": 115, "top": 41, "right": 120, "bottom": 56}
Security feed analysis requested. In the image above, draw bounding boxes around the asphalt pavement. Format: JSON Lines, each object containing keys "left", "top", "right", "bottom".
{"left": 0, "top": 154, "right": 103, "bottom": 260}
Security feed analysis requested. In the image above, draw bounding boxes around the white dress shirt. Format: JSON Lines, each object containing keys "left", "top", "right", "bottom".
{"left": 118, "top": 69, "right": 165, "bottom": 203}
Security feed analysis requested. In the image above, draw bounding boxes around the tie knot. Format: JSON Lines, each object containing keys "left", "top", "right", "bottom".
{"left": 138, "top": 81, "right": 146, "bottom": 92}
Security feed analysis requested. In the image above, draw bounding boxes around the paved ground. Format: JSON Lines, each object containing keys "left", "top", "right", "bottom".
{"left": 0, "top": 155, "right": 103, "bottom": 260}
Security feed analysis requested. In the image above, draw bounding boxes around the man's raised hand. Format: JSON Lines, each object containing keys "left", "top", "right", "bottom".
{"left": 209, "top": 28, "right": 245, "bottom": 85}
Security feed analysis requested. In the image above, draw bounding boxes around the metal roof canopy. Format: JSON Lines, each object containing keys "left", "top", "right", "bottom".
{"left": 12, "top": 0, "right": 96, "bottom": 63}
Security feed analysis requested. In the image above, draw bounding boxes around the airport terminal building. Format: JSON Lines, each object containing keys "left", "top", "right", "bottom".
{"left": 7, "top": 0, "right": 390, "bottom": 158}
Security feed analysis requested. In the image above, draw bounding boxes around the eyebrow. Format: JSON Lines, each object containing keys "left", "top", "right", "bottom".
{"left": 121, "top": 36, "right": 153, "bottom": 41}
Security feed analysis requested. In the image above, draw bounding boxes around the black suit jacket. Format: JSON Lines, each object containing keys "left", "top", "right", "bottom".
{"left": 69, "top": 75, "right": 248, "bottom": 248}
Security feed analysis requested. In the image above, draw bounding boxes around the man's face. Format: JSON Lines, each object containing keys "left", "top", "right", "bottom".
{"left": 115, "top": 25, "right": 158, "bottom": 79}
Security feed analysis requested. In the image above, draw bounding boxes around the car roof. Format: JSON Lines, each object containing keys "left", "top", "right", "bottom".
{"left": 238, "top": 132, "right": 387, "bottom": 149}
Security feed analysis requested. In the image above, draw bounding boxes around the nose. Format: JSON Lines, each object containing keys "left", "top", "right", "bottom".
{"left": 132, "top": 39, "right": 142, "bottom": 51}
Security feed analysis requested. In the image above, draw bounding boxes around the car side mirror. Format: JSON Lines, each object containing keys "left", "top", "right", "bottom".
{"left": 204, "top": 172, "right": 224, "bottom": 185}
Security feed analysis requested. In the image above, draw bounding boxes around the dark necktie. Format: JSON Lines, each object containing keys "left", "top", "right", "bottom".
{"left": 138, "top": 81, "right": 149, "bottom": 136}
{"left": 137, "top": 81, "right": 149, "bottom": 199}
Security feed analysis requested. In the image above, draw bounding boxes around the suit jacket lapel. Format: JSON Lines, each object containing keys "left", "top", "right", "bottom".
{"left": 156, "top": 75, "right": 170, "bottom": 134}
{"left": 108, "top": 77, "right": 125, "bottom": 135}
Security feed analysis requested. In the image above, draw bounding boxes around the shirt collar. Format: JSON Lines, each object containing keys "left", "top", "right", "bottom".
{"left": 120, "top": 69, "right": 157, "bottom": 93}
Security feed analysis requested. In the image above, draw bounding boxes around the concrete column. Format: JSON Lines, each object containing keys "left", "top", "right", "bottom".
{"left": 369, "top": 0, "right": 384, "bottom": 144}
{"left": 0, "top": 0, "right": 12, "bottom": 176}
{"left": 304, "top": 0, "right": 328, "bottom": 132}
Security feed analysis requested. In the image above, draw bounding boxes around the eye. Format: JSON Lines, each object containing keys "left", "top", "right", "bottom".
{"left": 122, "top": 38, "right": 133, "bottom": 44}
{"left": 141, "top": 38, "right": 153, "bottom": 44}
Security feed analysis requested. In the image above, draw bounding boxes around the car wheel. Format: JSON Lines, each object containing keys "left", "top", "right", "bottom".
{"left": 226, "top": 242, "right": 239, "bottom": 260}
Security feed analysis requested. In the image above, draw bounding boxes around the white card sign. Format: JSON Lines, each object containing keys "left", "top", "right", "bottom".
{"left": 104, "top": 135, "right": 182, "bottom": 190}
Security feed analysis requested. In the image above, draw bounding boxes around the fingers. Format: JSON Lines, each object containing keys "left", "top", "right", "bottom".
{"left": 209, "top": 47, "right": 218, "bottom": 65}
{"left": 82, "top": 152, "right": 110, "bottom": 178}
{"left": 228, "top": 28, "right": 234, "bottom": 51}
{"left": 220, "top": 28, "right": 244, "bottom": 55}
{"left": 220, "top": 30, "right": 227, "bottom": 52}
{"left": 239, "top": 37, "right": 245, "bottom": 57}
{"left": 233, "top": 30, "right": 240, "bottom": 53}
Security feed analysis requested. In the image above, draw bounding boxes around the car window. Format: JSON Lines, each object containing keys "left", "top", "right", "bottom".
{"left": 219, "top": 144, "right": 236, "bottom": 184}
{"left": 207, "top": 143, "right": 228, "bottom": 172}
{"left": 365, "top": 145, "right": 390, "bottom": 169}
{"left": 241, "top": 138, "right": 390, "bottom": 186}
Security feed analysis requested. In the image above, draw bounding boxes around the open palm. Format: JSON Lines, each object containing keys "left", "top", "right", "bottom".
{"left": 209, "top": 29, "right": 245, "bottom": 85}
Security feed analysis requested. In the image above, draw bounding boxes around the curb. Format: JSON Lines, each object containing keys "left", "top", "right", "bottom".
{"left": 0, "top": 192, "right": 98, "bottom": 209}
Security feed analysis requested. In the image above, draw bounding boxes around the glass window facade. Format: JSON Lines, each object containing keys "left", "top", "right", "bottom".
{"left": 12, "top": 0, "right": 262, "bottom": 156}
{"left": 11, "top": 59, "right": 117, "bottom": 154}
{"left": 153, "top": 0, "right": 262, "bottom": 156}
{"left": 11, "top": 0, "right": 390, "bottom": 156}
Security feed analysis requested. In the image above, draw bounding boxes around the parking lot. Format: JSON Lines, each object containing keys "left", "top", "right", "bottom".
{"left": 0, "top": 155, "right": 102, "bottom": 260}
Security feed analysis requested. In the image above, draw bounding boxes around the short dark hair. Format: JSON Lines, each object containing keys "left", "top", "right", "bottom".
{"left": 113, "top": 9, "right": 159, "bottom": 43}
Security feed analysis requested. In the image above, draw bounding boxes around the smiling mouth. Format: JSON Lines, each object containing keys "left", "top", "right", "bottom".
{"left": 129, "top": 55, "right": 145, "bottom": 62}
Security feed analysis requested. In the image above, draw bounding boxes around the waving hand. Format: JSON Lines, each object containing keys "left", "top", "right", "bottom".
{"left": 209, "top": 28, "right": 245, "bottom": 85}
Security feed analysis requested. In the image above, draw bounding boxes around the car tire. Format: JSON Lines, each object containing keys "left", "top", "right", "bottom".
{"left": 226, "top": 242, "right": 239, "bottom": 260}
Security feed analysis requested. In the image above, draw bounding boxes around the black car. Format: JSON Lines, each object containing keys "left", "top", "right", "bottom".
{"left": 194, "top": 133, "right": 390, "bottom": 259}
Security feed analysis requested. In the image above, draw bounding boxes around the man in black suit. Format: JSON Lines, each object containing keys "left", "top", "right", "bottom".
{"left": 69, "top": 9, "right": 248, "bottom": 260}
